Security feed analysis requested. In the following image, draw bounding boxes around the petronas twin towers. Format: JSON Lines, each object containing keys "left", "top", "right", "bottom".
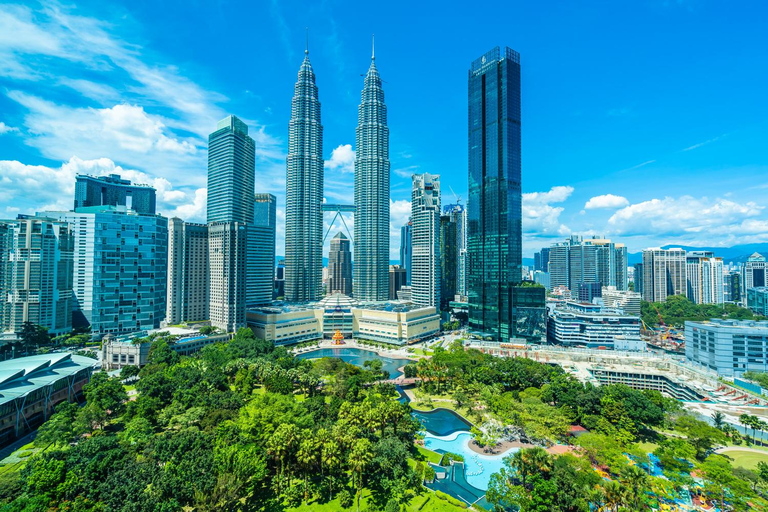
{"left": 285, "top": 43, "right": 390, "bottom": 302}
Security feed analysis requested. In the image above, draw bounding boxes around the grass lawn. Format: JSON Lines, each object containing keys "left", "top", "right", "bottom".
{"left": 720, "top": 449, "right": 768, "bottom": 470}
{"left": 416, "top": 445, "right": 443, "bottom": 465}
{"left": 637, "top": 441, "right": 660, "bottom": 454}
{"left": 406, "top": 493, "right": 468, "bottom": 511}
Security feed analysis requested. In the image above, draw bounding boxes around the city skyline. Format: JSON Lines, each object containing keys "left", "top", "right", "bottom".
{"left": 1, "top": 2, "right": 767, "bottom": 257}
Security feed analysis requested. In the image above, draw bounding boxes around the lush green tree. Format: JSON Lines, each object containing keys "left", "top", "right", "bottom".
{"left": 349, "top": 438, "right": 373, "bottom": 512}
{"left": 81, "top": 372, "right": 128, "bottom": 429}
{"left": 18, "top": 322, "right": 50, "bottom": 349}
{"left": 119, "top": 365, "right": 140, "bottom": 380}
{"left": 35, "top": 402, "right": 79, "bottom": 447}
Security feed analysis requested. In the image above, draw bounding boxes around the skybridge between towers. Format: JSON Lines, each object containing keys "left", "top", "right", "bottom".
{"left": 322, "top": 203, "right": 355, "bottom": 243}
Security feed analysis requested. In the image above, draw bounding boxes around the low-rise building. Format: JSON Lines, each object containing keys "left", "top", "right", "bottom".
{"left": 747, "top": 287, "right": 768, "bottom": 317}
{"left": 353, "top": 303, "right": 440, "bottom": 346}
{"left": 101, "top": 330, "right": 230, "bottom": 369}
{"left": 0, "top": 353, "right": 98, "bottom": 447}
{"left": 548, "top": 301, "right": 644, "bottom": 351}
{"left": 686, "top": 319, "right": 768, "bottom": 377}
{"left": 245, "top": 298, "right": 441, "bottom": 347}
{"left": 246, "top": 305, "right": 323, "bottom": 346}
{"left": 601, "top": 286, "right": 642, "bottom": 316}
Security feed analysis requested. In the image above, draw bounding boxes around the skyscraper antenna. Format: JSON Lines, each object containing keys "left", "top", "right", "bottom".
{"left": 372, "top": 33, "right": 375, "bottom": 60}
{"left": 305, "top": 27, "right": 309, "bottom": 55}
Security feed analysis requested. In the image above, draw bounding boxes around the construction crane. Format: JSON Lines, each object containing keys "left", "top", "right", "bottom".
{"left": 448, "top": 186, "right": 462, "bottom": 206}
{"left": 652, "top": 304, "right": 668, "bottom": 341}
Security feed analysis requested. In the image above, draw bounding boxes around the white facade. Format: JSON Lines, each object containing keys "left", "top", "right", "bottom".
{"left": 208, "top": 222, "right": 247, "bottom": 332}
{"left": 548, "top": 301, "right": 644, "bottom": 351}
{"left": 686, "top": 319, "right": 768, "bottom": 377}
{"left": 166, "top": 218, "right": 209, "bottom": 325}
{"left": 642, "top": 248, "right": 687, "bottom": 302}
{"left": 411, "top": 173, "right": 441, "bottom": 308}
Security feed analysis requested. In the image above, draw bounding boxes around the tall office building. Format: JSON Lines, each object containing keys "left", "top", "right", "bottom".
{"left": 207, "top": 116, "right": 255, "bottom": 331}
{"left": 467, "top": 47, "right": 523, "bottom": 341}
{"left": 411, "top": 174, "right": 441, "bottom": 308}
{"left": 208, "top": 223, "right": 247, "bottom": 332}
{"left": 400, "top": 221, "right": 412, "bottom": 285}
{"left": 444, "top": 203, "right": 467, "bottom": 296}
{"left": 354, "top": 47, "right": 390, "bottom": 302}
{"left": 0, "top": 217, "right": 74, "bottom": 335}
{"left": 548, "top": 236, "right": 627, "bottom": 292}
{"left": 285, "top": 49, "right": 324, "bottom": 302}
{"left": 166, "top": 218, "right": 209, "bottom": 325}
{"left": 642, "top": 248, "right": 687, "bottom": 303}
{"left": 534, "top": 248, "right": 550, "bottom": 273}
{"left": 74, "top": 174, "right": 156, "bottom": 215}
{"left": 439, "top": 214, "right": 457, "bottom": 308}
{"left": 207, "top": 116, "right": 256, "bottom": 224}
{"left": 633, "top": 263, "right": 644, "bottom": 295}
{"left": 686, "top": 251, "right": 724, "bottom": 304}
{"left": 248, "top": 193, "right": 277, "bottom": 306}
{"left": 742, "top": 253, "right": 767, "bottom": 295}
{"left": 327, "top": 232, "right": 352, "bottom": 296}
{"left": 41, "top": 206, "right": 167, "bottom": 336}
{"left": 389, "top": 265, "right": 407, "bottom": 300}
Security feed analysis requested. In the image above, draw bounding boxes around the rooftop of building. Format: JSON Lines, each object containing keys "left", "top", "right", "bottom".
{"left": 687, "top": 318, "right": 768, "bottom": 330}
{"left": 76, "top": 173, "right": 154, "bottom": 188}
{"left": 315, "top": 293, "right": 357, "bottom": 309}
{"left": 0, "top": 353, "right": 99, "bottom": 406}
{"left": 552, "top": 301, "right": 636, "bottom": 318}
{"left": 246, "top": 303, "right": 319, "bottom": 315}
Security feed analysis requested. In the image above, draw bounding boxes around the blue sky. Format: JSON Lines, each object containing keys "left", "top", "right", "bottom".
{"left": 1, "top": 0, "right": 767, "bottom": 258}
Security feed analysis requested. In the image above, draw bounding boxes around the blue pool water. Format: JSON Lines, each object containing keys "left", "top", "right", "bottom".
{"left": 424, "top": 431, "right": 516, "bottom": 491}
{"left": 296, "top": 347, "right": 412, "bottom": 377}
{"left": 412, "top": 408, "right": 473, "bottom": 436}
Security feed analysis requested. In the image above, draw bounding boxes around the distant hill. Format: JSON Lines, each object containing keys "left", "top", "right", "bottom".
{"left": 627, "top": 243, "right": 768, "bottom": 266}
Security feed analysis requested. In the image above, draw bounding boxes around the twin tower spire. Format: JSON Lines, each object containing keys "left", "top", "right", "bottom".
{"left": 284, "top": 35, "right": 390, "bottom": 303}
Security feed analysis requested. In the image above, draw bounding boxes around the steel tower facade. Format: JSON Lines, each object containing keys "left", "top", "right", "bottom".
{"left": 285, "top": 49, "right": 324, "bottom": 302}
{"left": 354, "top": 50, "right": 390, "bottom": 301}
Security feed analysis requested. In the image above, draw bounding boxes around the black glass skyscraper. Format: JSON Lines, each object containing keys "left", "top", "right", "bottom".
{"left": 467, "top": 47, "right": 523, "bottom": 341}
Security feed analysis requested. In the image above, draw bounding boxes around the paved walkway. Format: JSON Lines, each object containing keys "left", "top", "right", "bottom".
{"left": 715, "top": 446, "right": 768, "bottom": 455}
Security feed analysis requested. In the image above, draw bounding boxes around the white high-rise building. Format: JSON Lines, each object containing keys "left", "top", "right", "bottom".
{"left": 0, "top": 217, "right": 74, "bottom": 335}
{"left": 208, "top": 223, "right": 247, "bottom": 332}
{"left": 642, "top": 248, "right": 687, "bottom": 303}
{"left": 166, "top": 218, "right": 209, "bottom": 325}
{"left": 411, "top": 174, "right": 441, "bottom": 308}
{"left": 686, "top": 251, "right": 724, "bottom": 304}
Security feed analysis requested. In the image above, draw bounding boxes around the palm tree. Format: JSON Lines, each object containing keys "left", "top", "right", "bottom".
{"left": 620, "top": 464, "right": 649, "bottom": 510}
{"left": 603, "top": 480, "right": 626, "bottom": 512}
{"left": 349, "top": 438, "right": 373, "bottom": 512}
{"left": 739, "top": 413, "right": 752, "bottom": 443}
{"left": 266, "top": 423, "right": 299, "bottom": 493}
{"left": 711, "top": 411, "right": 725, "bottom": 430}
{"left": 297, "top": 435, "right": 318, "bottom": 502}
{"left": 321, "top": 439, "right": 342, "bottom": 498}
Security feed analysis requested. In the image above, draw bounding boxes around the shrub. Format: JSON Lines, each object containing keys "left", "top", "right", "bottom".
{"left": 338, "top": 489, "right": 353, "bottom": 509}
{"left": 385, "top": 499, "right": 400, "bottom": 512}
{"left": 423, "top": 465, "right": 436, "bottom": 482}
{"left": 435, "top": 490, "right": 467, "bottom": 508}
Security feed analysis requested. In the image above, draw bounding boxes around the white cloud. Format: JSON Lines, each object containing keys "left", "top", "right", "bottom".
{"left": 0, "top": 122, "right": 18, "bottom": 134}
{"left": 324, "top": 144, "right": 355, "bottom": 174}
{"left": 522, "top": 186, "right": 574, "bottom": 236}
{"left": 584, "top": 194, "right": 630, "bottom": 210}
{"left": 608, "top": 196, "right": 765, "bottom": 240}
{"left": 0, "top": 156, "right": 201, "bottom": 220}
